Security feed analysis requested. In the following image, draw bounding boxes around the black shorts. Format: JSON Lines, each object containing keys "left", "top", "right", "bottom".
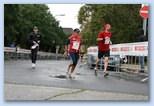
{"left": 98, "top": 50, "right": 110, "bottom": 59}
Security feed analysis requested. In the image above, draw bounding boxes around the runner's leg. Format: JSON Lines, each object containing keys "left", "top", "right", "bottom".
{"left": 103, "top": 56, "right": 109, "bottom": 77}
{"left": 70, "top": 64, "right": 76, "bottom": 73}
{"left": 95, "top": 51, "right": 101, "bottom": 75}
{"left": 103, "top": 50, "right": 110, "bottom": 76}
{"left": 67, "top": 64, "right": 73, "bottom": 73}
{"left": 66, "top": 54, "right": 72, "bottom": 74}
{"left": 104, "top": 57, "right": 109, "bottom": 72}
{"left": 31, "top": 49, "right": 35, "bottom": 63}
{"left": 95, "top": 58, "right": 100, "bottom": 71}
{"left": 70, "top": 53, "right": 79, "bottom": 78}
{"left": 31, "top": 49, "right": 36, "bottom": 68}
{"left": 68, "top": 53, "right": 75, "bottom": 78}
{"left": 33, "top": 48, "right": 38, "bottom": 64}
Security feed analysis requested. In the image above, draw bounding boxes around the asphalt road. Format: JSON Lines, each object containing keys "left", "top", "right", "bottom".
{"left": 4, "top": 60, "right": 149, "bottom": 96}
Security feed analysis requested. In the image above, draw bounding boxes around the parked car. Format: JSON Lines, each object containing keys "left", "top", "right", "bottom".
{"left": 87, "top": 54, "right": 120, "bottom": 71}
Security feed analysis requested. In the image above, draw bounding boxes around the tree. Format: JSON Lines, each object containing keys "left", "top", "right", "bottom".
{"left": 78, "top": 4, "right": 143, "bottom": 47}
{"left": 4, "top": 4, "right": 20, "bottom": 47}
{"left": 4, "top": 4, "right": 66, "bottom": 52}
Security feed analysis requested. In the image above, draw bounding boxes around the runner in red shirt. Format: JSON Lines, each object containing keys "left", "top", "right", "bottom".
{"left": 64, "top": 28, "right": 81, "bottom": 79}
{"left": 94, "top": 24, "right": 112, "bottom": 77}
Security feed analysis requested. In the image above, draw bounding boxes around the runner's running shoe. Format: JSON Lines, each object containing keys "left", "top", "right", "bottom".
{"left": 32, "top": 63, "right": 36, "bottom": 69}
{"left": 94, "top": 67, "right": 98, "bottom": 76}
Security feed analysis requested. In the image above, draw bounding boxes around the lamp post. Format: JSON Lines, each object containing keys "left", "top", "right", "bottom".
{"left": 53, "top": 14, "right": 65, "bottom": 59}
{"left": 139, "top": 4, "right": 149, "bottom": 73}
{"left": 52, "top": 40, "right": 55, "bottom": 52}
{"left": 140, "top": 4, "right": 149, "bottom": 36}
{"left": 56, "top": 45, "right": 60, "bottom": 60}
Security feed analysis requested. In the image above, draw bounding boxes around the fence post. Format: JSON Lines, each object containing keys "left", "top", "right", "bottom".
{"left": 15, "top": 46, "right": 18, "bottom": 60}
{"left": 100, "top": 58, "right": 103, "bottom": 71}
{"left": 139, "top": 55, "right": 145, "bottom": 73}
{"left": 118, "top": 55, "right": 121, "bottom": 72}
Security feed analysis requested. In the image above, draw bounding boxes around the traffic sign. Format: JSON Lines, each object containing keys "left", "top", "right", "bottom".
{"left": 140, "top": 6, "right": 149, "bottom": 19}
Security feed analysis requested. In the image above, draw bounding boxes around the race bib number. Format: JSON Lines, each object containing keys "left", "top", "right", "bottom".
{"left": 104, "top": 37, "right": 110, "bottom": 44}
{"left": 72, "top": 41, "right": 80, "bottom": 50}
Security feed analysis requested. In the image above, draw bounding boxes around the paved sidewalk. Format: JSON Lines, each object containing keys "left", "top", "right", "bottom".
{"left": 4, "top": 84, "right": 148, "bottom": 101}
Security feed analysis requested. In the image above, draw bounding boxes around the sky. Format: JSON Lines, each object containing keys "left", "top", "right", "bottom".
{"left": 47, "top": 4, "right": 84, "bottom": 29}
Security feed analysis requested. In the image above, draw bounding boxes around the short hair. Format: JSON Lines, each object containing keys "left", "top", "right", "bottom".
{"left": 73, "top": 28, "right": 80, "bottom": 33}
{"left": 33, "top": 26, "right": 38, "bottom": 30}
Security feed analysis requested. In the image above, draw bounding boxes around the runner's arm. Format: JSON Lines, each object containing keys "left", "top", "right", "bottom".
{"left": 64, "top": 39, "right": 70, "bottom": 56}
{"left": 97, "top": 32, "right": 104, "bottom": 41}
{"left": 65, "top": 39, "right": 70, "bottom": 51}
{"left": 109, "top": 40, "right": 112, "bottom": 44}
{"left": 96, "top": 38, "right": 103, "bottom": 41}
{"left": 37, "top": 32, "right": 41, "bottom": 44}
{"left": 27, "top": 33, "right": 34, "bottom": 46}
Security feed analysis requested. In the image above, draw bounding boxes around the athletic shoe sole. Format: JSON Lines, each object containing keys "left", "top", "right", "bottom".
{"left": 94, "top": 69, "right": 98, "bottom": 76}
{"left": 69, "top": 76, "right": 75, "bottom": 79}
{"left": 104, "top": 73, "right": 109, "bottom": 77}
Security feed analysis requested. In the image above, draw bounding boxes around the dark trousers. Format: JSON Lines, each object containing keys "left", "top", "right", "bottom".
{"left": 31, "top": 48, "right": 38, "bottom": 63}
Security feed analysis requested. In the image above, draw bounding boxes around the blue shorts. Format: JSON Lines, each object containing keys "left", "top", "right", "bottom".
{"left": 69, "top": 52, "right": 79, "bottom": 65}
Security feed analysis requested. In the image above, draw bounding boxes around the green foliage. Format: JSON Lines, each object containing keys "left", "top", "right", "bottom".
{"left": 78, "top": 4, "right": 143, "bottom": 47}
{"left": 4, "top": 4, "right": 66, "bottom": 52}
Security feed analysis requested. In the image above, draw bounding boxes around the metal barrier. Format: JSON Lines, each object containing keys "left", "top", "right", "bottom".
{"left": 87, "top": 42, "right": 148, "bottom": 82}
{"left": 4, "top": 47, "right": 65, "bottom": 60}
{"left": 120, "top": 55, "right": 148, "bottom": 73}
{"left": 87, "top": 54, "right": 148, "bottom": 73}
{"left": 87, "top": 54, "right": 121, "bottom": 72}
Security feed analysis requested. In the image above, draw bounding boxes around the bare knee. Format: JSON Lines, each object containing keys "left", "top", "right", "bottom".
{"left": 96, "top": 58, "right": 100, "bottom": 63}
{"left": 104, "top": 57, "right": 109, "bottom": 63}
